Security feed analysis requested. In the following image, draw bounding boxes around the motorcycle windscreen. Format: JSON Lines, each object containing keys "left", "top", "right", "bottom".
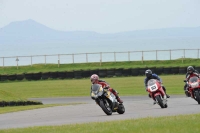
{"left": 189, "top": 77, "right": 199, "bottom": 88}
{"left": 189, "top": 76, "right": 198, "bottom": 83}
{"left": 91, "top": 84, "right": 103, "bottom": 95}
{"left": 147, "top": 79, "right": 156, "bottom": 86}
{"left": 91, "top": 84, "right": 100, "bottom": 92}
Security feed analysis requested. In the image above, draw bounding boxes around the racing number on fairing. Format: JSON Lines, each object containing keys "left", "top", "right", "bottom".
{"left": 151, "top": 85, "right": 156, "bottom": 90}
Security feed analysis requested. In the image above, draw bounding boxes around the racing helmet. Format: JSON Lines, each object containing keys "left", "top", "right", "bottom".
{"left": 90, "top": 74, "right": 99, "bottom": 84}
{"left": 145, "top": 69, "right": 152, "bottom": 78}
{"left": 187, "top": 66, "right": 194, "bottom": 74}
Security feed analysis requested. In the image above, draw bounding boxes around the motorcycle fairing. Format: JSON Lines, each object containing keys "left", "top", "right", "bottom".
{"left": 188, "top": 76, "right": 200, "bottom": 99}
{"left": 149, "top": 84, "right": 158, "bottom": 92}
{"left": 147, "top": 79, "right": 166, "bottom": 100}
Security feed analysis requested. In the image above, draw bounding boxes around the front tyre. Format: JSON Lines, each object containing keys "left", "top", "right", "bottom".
{"left": 155, "top": 95, "right": 165, "bottom": 108}
{"left": 100, "top": 99, "right": 112, "bottom": 115}
{"left": 117, "top": 104, "right": 125, "bottom": 114}
{"left": 194, "top": 90, "right": 200, "bottom": 104}
{"left": 164, "top": 103, "right": 168, "bottom": 108}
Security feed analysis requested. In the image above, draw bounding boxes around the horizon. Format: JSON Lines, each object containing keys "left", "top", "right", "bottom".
{"left": 1, "top": 19, "right": 200, "bottom": 34}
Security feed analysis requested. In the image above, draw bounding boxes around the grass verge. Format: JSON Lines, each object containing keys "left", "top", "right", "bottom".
{"left": 0, "top": 113, "right": 199, "bottom": 133}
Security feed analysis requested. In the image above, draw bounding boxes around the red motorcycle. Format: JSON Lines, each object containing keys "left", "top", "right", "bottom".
{"left": 184, "top": 76, "right": 200, "bottom": 104}
{"left": 147, "top": 79, "right": 168, "bottom": 108}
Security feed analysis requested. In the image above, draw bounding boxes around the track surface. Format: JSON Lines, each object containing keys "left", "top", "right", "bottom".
{"left": 0, "top": 95, "right": 200, "bottom": 129}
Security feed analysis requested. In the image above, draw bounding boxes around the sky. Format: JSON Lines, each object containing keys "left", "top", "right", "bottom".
{"left": 0, "top": 0, "right": 200, "bottom": 33}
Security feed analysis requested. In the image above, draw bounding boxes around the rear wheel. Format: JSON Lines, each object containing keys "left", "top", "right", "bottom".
{"left": 117, "top": 104, "right": 125, "bottom": 114}
{"left": 155, "top": 95, "right": 165, "bottom": 108}
{"left": 100, "top": 99, "right": 112, "bottom": 115}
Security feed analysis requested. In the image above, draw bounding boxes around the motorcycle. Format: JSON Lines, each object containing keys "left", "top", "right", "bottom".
{"left": 147, "top": 79, "right": 168, "bottom": 108}
{"left": 184, "top": 76, "right": 200, "bottom": 104}
{"left": 91, "top": 84, "right": 125, "bottom": 115}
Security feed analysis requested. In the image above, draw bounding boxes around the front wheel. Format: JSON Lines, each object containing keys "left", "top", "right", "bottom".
{"left": 164, "top": 103, "right": 168, "bottom": 108}
{"left": 155, "top": 95, "right": 165, "bottom": 108}
{"left": 100, "top": 99, "right": 112, "bottom": 115}
{"left": 194, "top": 90, "right": 200, "bottom": 104}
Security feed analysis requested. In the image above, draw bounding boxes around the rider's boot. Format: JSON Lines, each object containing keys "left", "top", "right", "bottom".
{"left": 185, "top": 91, "right": 189, "bottom": 97}
{"left": 166, "top": 94, "right": 170, "bottom": 98}
{"left": 116, "top": 96, "right": 123, "bottom": 103}
{"left": 153, "top": 100, "right": 156, "bottom": 105}
{"left": 114, "top": 93, "right": 123, "bottom": 103}
{"left": 111, "top": 89, "right": 123, "bottom": 103}
{"left": 162, "top": 86, "right": 170, "bottom": 98}
{"left": 163, "top": 91, "right": 170, "bottom": 98}
{"left": 184, "top": 87, "right": 191, "bottom": 97}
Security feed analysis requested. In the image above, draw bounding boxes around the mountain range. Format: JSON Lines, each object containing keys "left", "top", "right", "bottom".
{"left": 0, "top": 19, "right": 200, "bottom": 44}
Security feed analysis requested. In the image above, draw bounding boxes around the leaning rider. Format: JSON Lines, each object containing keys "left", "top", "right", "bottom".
{"left": 184, "top": 66, "right": 200, "bottom": 97}
{"left": 90, "top": 74, "right": 123, "bottom": 103}
{"left": 144, "top": 69, "right": 170, "bottom": 104}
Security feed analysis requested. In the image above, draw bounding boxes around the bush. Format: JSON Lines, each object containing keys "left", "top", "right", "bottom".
{"left": 0, "top": 100, "right": 43, "bottom": 107}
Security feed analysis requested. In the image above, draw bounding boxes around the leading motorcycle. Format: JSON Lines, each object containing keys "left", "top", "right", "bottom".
{"left": 91, "top": 84, "right": 125, "bottom": 115}
{"left": 184, "top": 76, "right": 200, "bottom": 104}
{"left": 147, "top": 79, "right": 168, "bottom": 108}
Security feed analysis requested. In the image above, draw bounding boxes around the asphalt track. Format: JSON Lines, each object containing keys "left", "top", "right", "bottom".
{"left": 0, "top": 95, "right": 200, "bottom": 129}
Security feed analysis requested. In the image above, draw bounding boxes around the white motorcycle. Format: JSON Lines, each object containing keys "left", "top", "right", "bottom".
{"left": 91, "top": 84, "right": 125, "bottom": 115}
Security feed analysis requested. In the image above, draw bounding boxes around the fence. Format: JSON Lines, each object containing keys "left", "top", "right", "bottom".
{"left": 0, "top": 49, "right": 199, "bottom": 67}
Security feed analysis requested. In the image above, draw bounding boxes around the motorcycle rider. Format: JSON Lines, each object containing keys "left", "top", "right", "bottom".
{"left": 184, "top": 66, "right": 200, "bottom": 97}
{"left": 90, "top": 74, "right": 123, "bottom": 103}
{"left": 144, "top": 69, "right": 170, "bottom": 104}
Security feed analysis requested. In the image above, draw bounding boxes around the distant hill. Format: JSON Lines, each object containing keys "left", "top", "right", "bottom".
{"left": 0, "top": 19, "right": 200, "bottom": 44}
{"left": 0, "top": 19, "right": 101, "bottom": 44}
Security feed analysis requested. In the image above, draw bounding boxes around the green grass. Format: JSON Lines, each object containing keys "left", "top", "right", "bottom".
{"left": 0, "top": 58, "right": 200, "bottom": 74}
{"left": 0, "top": 113, "right": 199, "bottom": 133}
{"left": 0, "top": 89, "right": 26, "bottom": 101}
{"left": 0, "top": 75, "right": 185, "bottom": 100}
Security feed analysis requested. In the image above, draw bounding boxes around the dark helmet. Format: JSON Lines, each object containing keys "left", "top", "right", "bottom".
{"left": 145, "top": 69, "right": 152, "bottom": 78}
{"left": 187, "top": 66, "right": 194, "bottom": 74}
